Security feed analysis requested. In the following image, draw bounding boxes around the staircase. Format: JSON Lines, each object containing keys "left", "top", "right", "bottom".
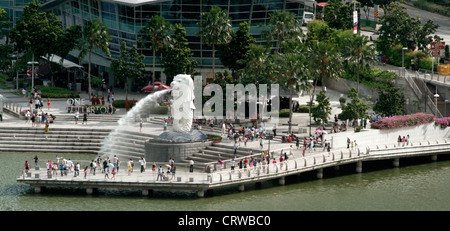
{"left": 0, "top": 127, "right": 155, "bottom": 158}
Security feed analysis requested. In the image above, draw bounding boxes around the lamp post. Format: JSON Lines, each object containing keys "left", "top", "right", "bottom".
{"left": 402, "top": 47, "right": 407, "bottom": 68}
{"left": 434, "top": 90, "right": 439, "bottom": 117}
{"left": 27, "top": 58, "right": 39, "bottom": 89}
{"left": 445, "top": 99, "right": 449, "bottom": 117}
{"left": 308, "top": 79, "right": 314, "bottom": 137}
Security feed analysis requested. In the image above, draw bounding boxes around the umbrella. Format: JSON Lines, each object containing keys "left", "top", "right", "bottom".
{"left": 322, "top": 130, "right": 328, "bottom": 134}
{"left": 165, "top": 164, "right": 172, "bottom": 169}
{"left": 107, "top": 163, "right": 114, "bottom": 168}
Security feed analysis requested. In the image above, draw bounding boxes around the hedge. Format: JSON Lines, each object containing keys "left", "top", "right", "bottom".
{"left": 25, "top": 85, "right": 79, "bottom": 98}
{"left": 371, "top": 113, "right": 435, "bottom": 130}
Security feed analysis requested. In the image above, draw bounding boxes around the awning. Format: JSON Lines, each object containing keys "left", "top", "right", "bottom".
{"left": 317, "top": 2, "right": 329, "bottom": 6}
{"left": 41, "top": 54, "right": 83, "bottom": 69}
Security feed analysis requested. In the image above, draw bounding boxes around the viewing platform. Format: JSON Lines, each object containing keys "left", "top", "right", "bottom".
{"left": 17, "top": 137, "right": 450, "bottom": 198}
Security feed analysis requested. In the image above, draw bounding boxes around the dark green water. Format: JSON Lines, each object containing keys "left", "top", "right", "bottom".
{"left": 2, "top": 152, "right": 450, "bottom": 211}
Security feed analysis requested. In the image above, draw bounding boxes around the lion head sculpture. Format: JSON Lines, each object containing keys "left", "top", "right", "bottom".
{"left": 170, "top": 74, "right": 195, "bottom": 133}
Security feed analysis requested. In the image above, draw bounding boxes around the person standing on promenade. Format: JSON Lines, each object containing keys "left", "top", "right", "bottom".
{"left": 33, "top": 155, "right": 38, "bottom": 168}
{"left": 140, "top": 119, "right": 143, "bottom": 133}
{"left": 127, "top": 159, "right": 132, "bottom": 176}
{"left": 157, "top": 166, "right": 163, "bottom": 181}
{"left": 47, "top": 98, "right": 51, "bottom": 111}
{"left": 347, "top": 137, "right": 351, "bottom": 149}
{"left": 104, "top": 166, "right": 109, "bottom": 179}
{"left": 82, "top": 112, "right": 88, "bottom": 125}
{"left": 113, "top": 155, "right": 118, "bottom": 170}
{"left": 84, "top": 166, "right": 88, "bottom": 179}
{"left": 90, "top": 160, "right": 96, "bottom": 175}
{"left": 74, "top": 110, "right": 79, "bottom": 125}
{"left": 24, "top": 160, "right": 29, "bottom": 172}
{"left": 406, "top": 134, "right": 410, "bottom": 146}
{"left": 170, "top": 166, "right": 176, "bottom": 180}
{"left": 139, "top": 157, "right": 146, "bottom": 173}
{"left": 189, "top": 159, "right": 194, "bottom": 173}
{"left": 111, "top": 167, "right": 116, "bottom": 180}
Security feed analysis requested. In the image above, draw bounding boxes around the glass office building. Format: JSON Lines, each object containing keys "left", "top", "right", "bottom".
{"left": 2, "top": 0, "right": 316, "bottom": 85}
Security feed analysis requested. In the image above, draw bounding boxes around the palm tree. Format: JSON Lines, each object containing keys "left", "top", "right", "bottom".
{"left": 261, "top": 10, "right": 303, "bottom": 53}
{"left": 276, "top": 40, "right": 309, "bottom": 132}
{"left": 343, "top": 33, "right": 376, "bottom": 93}
{"left": 197, "top": 6, "right": 232, "bottom": 80}
{"left": 306, "top": 41, "right": 343, "bottom": 104}
{"left": 138, "top": 15, "right": 173, "bottom": 84}
{"left": 77, "top": 19, "right": 111, "bottom": 100}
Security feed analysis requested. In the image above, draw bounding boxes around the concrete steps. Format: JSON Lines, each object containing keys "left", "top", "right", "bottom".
{"left": 0, "top": 127, "right": 155, "bottom": 157}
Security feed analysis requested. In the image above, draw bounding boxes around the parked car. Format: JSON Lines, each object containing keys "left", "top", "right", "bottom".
{"left": 141, "top": 81, "right": 171, "bottom": 93}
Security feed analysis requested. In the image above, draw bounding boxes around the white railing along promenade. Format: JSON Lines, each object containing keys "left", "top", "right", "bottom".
{"left": 18, "top": 138, "right": 450, "bottom": 189}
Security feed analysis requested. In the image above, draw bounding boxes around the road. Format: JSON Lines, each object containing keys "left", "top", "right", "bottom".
{"left": 401, "top": 3, "right": 450, "bottom": 42}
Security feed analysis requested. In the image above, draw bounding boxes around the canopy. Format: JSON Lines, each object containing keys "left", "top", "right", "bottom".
{"left": 317, "top": 2, "right": 329, "bottom": 6}
{"left": 41, "top": 54, "right": 83, "bottom": 69}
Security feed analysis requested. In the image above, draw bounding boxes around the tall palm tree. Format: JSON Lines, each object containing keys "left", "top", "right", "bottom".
{"left": 276, "top": 40, "right": 309, "bottom": 132}
{"left": 261, "top": 10, "right": 303, "bottom": 53}
{"left": 343, "top": 33, "right": 376, "bottom": 93}
{"left": 197, "top": 6, "right": 232, "bottom": 80}
{"left": 306, "top": 41, "right": 343, "bottom": 103}
{"left": 77, "top": 19, "right": 111, "bottom": 100}
{"left": 138, "top": 15, "right": 173, "bottom": 84}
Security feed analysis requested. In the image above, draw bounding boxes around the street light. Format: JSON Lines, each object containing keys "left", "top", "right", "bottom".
{"left": 27, "top": 60, "right": 39, "bottom": 89}
{"left": 402, "top": 47, "right": 408, "bottom": 68}
{"left": 434, "top": 89, "right": 439, "bottom": 117}
{"left": 308, "top": 79, "right": 314, "bottom": 137}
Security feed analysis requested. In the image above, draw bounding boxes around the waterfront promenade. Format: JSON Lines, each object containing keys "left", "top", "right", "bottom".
{"left": 16, "top": 123, "right": 450, "bottom": 197}
{"left": 3, "top": 86, "right": 450, "bottom": 197}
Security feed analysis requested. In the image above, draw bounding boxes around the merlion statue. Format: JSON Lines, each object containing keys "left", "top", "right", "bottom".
{"left": 170, "top": 74, "right": 195, "bottom": 133}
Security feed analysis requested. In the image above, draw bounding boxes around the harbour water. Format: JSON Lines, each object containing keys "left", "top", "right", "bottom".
{"left": 2, "top": 152, "right": 450, "bottom": 211}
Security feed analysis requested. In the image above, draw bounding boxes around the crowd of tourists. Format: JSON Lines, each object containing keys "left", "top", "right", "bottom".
{"left": 22, "top": 87, "right": 54, "bottom": 131}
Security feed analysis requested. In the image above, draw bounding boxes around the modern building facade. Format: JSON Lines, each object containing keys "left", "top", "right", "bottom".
{"left": 2, "top": 0, "right": 316, "bottom": 87}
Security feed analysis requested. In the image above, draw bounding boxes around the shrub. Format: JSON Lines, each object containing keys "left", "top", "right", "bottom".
{"left": 355, "top": 126, "right": 363, "bottom": 132}
{"left": 149, "top": 106, "right": 169, "bottom": 115}
{"left": 371, "top": 113, "right": 435, "bottom": 130}
{"left": 279, "top": 109, "right": 290, "bottom": 117}
{"left": 434, "top": 117, "right": 450, "bottom": 128}
{"left": 207, "top": 134, "right": 222, "bottom": 141}
{"left": 25, "top": 85, "right": 79, "bottom": 98}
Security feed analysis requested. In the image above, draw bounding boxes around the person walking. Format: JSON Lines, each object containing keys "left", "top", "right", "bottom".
{"left": 139, "top": 119, "right": 143, "bottom": 133}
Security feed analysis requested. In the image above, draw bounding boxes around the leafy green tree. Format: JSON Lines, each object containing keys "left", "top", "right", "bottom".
{"left": 323, "top": 0, "right": 354, "bottom": 30}
{"left": 305, "top": 19, "right": 336, "bottom": 45}
{"left": 239, "top": 44, "right": 271, "bottom": 86}
{"left": 0, "top": 8, "right": 9, "bottom": 36}
{"left": 312, "top": 90, "right": 332, "bottom": 125}
{"left": 339, "top": 87, "right": 370, "bottom": 121}
{"left": 9, "top": 1, "right": 66, "bottom": 88}
{"left": 373, "top": 86, "right": 405, "bottom": 116}
{"left": 161, "top": 24, "right": 197, "bottom": 84}
{"left": 261, "top": 10, "right": 303, "bottom": 52}
{"left": 111, "top": 41, "right": 145, "bottom": 100}
{"left": 376, "top": 3, "right": 439, "bottom": 53}
{"left": 218, "top": 21, "right": 255, "bottom": 78}
{"left": 139, "top": 15, "right": 173, "bottom": 84}
{"left": 197, "top": 6, "right": 232, "bottom": 80}
{"left": 77, "top": 19, "right": 111, "bottom": 99}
